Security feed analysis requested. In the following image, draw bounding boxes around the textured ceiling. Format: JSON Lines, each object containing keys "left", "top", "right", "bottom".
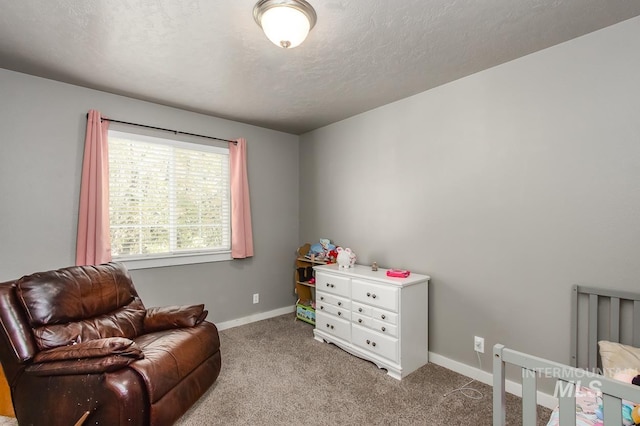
{"left": 1, "top": 0, "right": 640, "bottom": 134}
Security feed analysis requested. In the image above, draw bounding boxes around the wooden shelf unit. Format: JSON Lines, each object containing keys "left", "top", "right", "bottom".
{"left": 294, "top": 244, "right": 328, "bottom": 325}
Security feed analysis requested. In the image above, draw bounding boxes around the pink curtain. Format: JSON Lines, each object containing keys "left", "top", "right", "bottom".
{"left": 229, "top": 138, "right": 254, "bottom": 258}
{"left": 76, "top": 110, "right": 112, "bottom": 265}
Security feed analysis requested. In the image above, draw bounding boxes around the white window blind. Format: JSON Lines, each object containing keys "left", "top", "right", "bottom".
{"left": 108, "top": 130, "right": 230, "bottom": 261}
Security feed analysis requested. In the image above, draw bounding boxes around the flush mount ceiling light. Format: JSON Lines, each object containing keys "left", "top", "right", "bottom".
{"left": 253, "top": 0, "right": 317, "bottom": 49}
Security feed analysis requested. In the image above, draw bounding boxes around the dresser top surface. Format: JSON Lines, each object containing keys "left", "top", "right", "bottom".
{"left": 314, "top": 264, "right": 430, "bottom": 287}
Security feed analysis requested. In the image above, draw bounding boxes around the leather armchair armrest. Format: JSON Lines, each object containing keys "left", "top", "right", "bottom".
{"left": 26, "top": 355, "right": 137, "bottom": 376}
{"left": 33, "top": 337, "right": 143, "bottom": 363}
{"left": 144, "top": 304, "right": 208, "bottom": 333}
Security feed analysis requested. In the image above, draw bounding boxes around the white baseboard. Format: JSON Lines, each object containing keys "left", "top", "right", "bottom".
{"left": 428, "top": 352, "right": 557, "bottom": 409}
{"left": 216, "top": 305, "right": 295, "bottom": 331}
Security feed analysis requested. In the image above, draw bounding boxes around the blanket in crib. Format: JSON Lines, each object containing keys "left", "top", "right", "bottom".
{"left": 546, "top": 387, "right": 640, "bottom": 426}
{"left": 546, "top": 387, "right": 602, "bottom": 426}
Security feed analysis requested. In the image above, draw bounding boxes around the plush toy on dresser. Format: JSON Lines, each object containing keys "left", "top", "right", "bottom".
{"left": 336, "top": 247, "right": 356, "bottom": 269}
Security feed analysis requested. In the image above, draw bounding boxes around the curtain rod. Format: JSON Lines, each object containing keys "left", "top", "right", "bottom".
{"left": 89, "top": 114, "right": 236, "bottom": 144}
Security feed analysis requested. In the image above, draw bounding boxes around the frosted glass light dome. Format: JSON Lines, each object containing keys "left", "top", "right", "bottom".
{"left": 253, "top": 0, "right": 317, "bottom": 49}
{"left": 261, "top": 7, "right": 310, "bottom": 48}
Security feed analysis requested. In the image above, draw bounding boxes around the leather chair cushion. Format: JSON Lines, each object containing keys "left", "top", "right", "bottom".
{"left": 144, "top": 304, "right": 208, "bottom": 333}
{"left": 131, "top": 322, "right": 220, "bottom": 403}
{"left": 30, "top": 298, "right": 145, "bottom": 351}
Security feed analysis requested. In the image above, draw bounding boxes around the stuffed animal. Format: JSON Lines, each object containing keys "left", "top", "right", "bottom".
{"left": 336, "top": 247, "right": 349, "bottom": 268}
{"left": 309, "top": 238, "right": 336, "bottom": 260}
{"left": 325, "top": 249, "right": 338, "bottom": 264}
{"left": 633, "top": 405, "right": 640, "bottom": 425}
{"left": 336, "top": 247, "right": 356, "bottom": 269}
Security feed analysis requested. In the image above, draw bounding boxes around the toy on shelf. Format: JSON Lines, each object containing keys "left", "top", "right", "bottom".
{"left": 305, "top": 238, "right": 337, "bottom": 263}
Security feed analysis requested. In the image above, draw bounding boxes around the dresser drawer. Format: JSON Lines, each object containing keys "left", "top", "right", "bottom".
{"left": 352, "top": 314, "right": 398, "bottom": 338}
{"left": 316, "top": 312, "right": 350, "bottom": 341}
{"left": 317, "top": 301, "right": 351, "bottom": 321}
{"left": 352, "top": 279, "right": 399, "bottom": 312}
{"left": 353, "top": 302, "right": 398, "bottom": 325}
{"left": 316, "top": 273, "right": 350, "bottom": 298}
{"left": 352, "top": 324, "right": 398, "bottom": 363}
{"left": 317, "top": 292, "right": 350, "bottom": 310}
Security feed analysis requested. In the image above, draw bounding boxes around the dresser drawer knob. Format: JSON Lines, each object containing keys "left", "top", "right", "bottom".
{"left": 338, "top": 311, "right": 342, "bottom": 316}
{"left": 372, "top": 294, "right": 377, "bottom": 299}
{"left": 372, "top": 342, "right": 377, "bottom": 347}
{"left": 366, "top": 292, "right": 371, "bottom": 297}
{"left": 366, "top": 339, "right": 370, "bottom": 345}
{"left": 330, "top": 325, "right": 334, "bottom": 329}
{"left": 381, "top": 327, "right": 386, "bottom": 332}
{"left": 326, "top": 324, "right": 330, "bottom": 328}
{"left": 358, "top": 308, "right": 363, "bottom": 312}
{"left": 358, "top": 319, "right": 362, "bottom": 323}
{"left": 338, "top": 302, "right": 342, "bottom": 306}
{"left": 326, "top": 283, "right": 330, "bottom": 287}
{"left": 320, "top": 296, "right": 324, "bottom": 301}
{"left": 320, "top": 306, "right": 324, "bottom": 310}
{"left": 381, "top": 314, "right": 386, "bottom": 319}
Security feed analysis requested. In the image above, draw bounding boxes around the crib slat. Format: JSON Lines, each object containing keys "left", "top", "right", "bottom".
{"left": 493, "top": 345, "right": 506, "bottom": 426}
{"left": 610, "top": 297, "right": 620, "bottom": 343}
{"left": 588, "top": 294, "right": 598, "bottom": 369}
{"left": 603, "top": 394, "right": 622, "bottom": 425}
{"left": 570, "top": 285, "right": 579, "bottom": 367}
{"left": 558, "top": 380, "right": 576, "bottom": 426}
{"left": 634, "top": 301, "right": 640, "bottom": 347}
{"left": 557, "top": 380, "right": 577, "bottom": 426}
{"left": 522, "top": 370, "right": 537, "bottom": 426}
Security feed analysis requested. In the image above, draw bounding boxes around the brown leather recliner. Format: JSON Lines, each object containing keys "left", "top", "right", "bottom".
{"left": 0, "top": 262, "right": 221, "bottom": 426}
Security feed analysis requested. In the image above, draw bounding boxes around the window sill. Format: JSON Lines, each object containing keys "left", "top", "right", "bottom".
{"left": 115, "top": 251, "right": 232, "bottom": 270}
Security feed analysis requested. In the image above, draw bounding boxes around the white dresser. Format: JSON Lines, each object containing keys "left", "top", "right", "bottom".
{"left": 313, "top": 264, "right": 430, "bottom": 380}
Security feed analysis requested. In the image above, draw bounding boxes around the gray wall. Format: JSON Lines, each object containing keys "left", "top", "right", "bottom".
{"left": 299, "top": 16, "right": 640, "bottom": 372}
{"left": 0, "top": 69, "right": 299, "bottom": 322}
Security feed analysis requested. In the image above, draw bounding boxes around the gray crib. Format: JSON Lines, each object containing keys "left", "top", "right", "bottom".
{"left": 493, "top": 285, "right": 640, "bottom": 426}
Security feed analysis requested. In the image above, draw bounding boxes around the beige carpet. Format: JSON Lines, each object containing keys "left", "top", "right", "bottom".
{"left": 176, "top": 314, "right": 550, "bottom": 425}
{"left": 0, "top": 314, "right": 550, "bottom": 425}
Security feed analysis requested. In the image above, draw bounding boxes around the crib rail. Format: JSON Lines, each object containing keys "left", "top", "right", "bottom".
{"left": 571, "top": 285, "right": 640, "bottom": 369}
{"left": 493, "top": 344, "right": 640, "bottom": 426}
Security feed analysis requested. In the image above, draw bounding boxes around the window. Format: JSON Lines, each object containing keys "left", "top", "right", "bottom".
{"left": 108, "top": 130, "right": 231, "bottom": 268}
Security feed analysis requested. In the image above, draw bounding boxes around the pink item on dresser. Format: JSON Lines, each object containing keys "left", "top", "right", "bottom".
{"left": 386, "top": 269, "right": 410, "bottom": 278}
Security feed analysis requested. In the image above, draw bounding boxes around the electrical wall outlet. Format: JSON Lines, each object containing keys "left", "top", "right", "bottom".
{"left": 253, "top": 293, "right": 259, "bottom": 304}
{"left": 474, "top": 336, "right": 485, "bottom": 353}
